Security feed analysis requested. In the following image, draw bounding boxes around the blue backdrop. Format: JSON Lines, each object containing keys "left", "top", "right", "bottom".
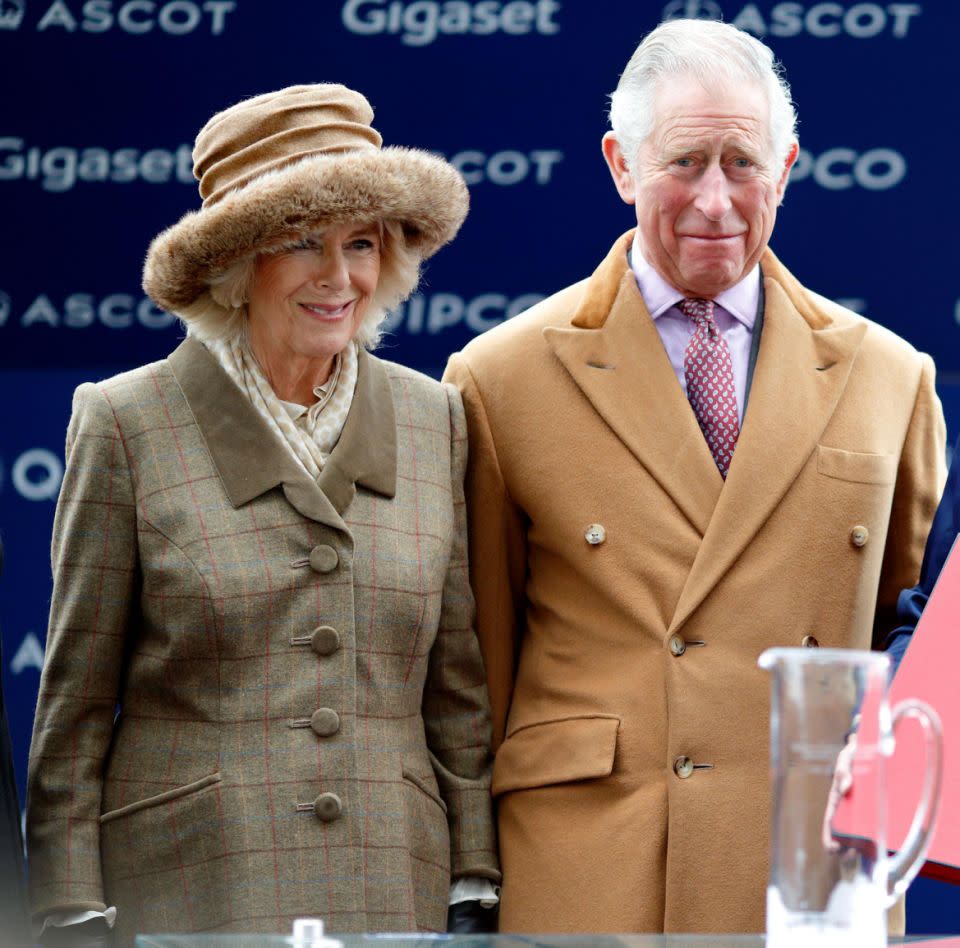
{"left": 2, "top": 0, "right": 959, "bottom": 932}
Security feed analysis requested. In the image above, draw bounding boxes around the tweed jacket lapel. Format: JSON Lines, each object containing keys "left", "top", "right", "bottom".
{"left": 666, "top": 249, "right": 868, "bottom": 635}
{"left": 169, "top": 338, "right": 396, "bottom": 533}
{"left": 316, "top": 348, "right": 397, "bottom": 511}
{"left": 543, "top": 231, "right": 722, "bottom": 536}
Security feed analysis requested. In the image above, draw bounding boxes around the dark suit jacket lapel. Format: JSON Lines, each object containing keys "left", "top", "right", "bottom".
{"left": 169, "top": 338, "right": 396, "bottom": 533}
{"left": 742, "top": 278, "right": 765, "bottom": 413}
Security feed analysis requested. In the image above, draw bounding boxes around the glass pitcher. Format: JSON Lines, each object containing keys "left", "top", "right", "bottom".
{"left": 758, "top": 647, "right": 943, "bottom": 947}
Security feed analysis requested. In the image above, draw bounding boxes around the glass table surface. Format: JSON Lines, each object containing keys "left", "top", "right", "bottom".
{"left": 136, "top": 935, "right": 960, "bottom": 947}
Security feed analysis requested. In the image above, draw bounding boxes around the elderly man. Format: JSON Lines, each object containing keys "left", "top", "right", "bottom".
{"left": 443, "top": 18, "right": 945, "bottom": 935}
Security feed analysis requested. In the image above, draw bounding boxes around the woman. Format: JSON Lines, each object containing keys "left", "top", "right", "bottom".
{"left": 26, "top": 84, "right": 499, "bottom": 945}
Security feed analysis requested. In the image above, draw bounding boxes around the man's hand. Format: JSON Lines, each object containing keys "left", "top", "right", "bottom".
{"left": 447, "top": 900, "right": 498, "bottom": 933}
{"left": 822, "top": 733, "right": 858, "bottom": 851}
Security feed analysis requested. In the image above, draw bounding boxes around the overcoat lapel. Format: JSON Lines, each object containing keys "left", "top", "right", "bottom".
{"left": 169, "top": 338, "right": 396, "bottom": 534}
{"left": 667, "top": 258, "right": 867, "bottom": 635}
{"left": 544, "top": 233, "right": 722, "bottom": 535}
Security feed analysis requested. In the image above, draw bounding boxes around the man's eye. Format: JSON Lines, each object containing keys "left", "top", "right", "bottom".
{"left": 732, "top": 158, "right": 753, "bottom": 169}
{"left": 674, "top": 157, "right": 695, "bottom": 168}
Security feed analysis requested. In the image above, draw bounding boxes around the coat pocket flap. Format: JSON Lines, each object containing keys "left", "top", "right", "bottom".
{"left": 491, "top": 714, "right": 620, "bottom": 797}
{"left": 100, "top": 773, "right": 222, "bottom": 825}
{"left": 817, "top": 445, "right": 896, "bottom": 485}
{"left": 401, "top": 767, "right": 448, "bottom": 814}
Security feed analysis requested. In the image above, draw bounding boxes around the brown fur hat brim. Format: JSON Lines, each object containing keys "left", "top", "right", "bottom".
{"left": 143, "top": 147, "right": 468, "bottom": 312}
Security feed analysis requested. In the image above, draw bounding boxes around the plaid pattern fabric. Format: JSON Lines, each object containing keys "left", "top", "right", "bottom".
{"left": 26, "top": 339, "right": 499, "bottom": 944}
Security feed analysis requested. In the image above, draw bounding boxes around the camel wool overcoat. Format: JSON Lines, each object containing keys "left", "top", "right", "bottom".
{"left": 27, "top": 338, "right": 499, "bottom": 944}
{"left": 443, "top": 232, "right": 945, "bottom": 934}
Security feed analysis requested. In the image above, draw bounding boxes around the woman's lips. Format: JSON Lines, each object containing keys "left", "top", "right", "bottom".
{"left": 299, "top": 300, "right": 353, "bottom": 319}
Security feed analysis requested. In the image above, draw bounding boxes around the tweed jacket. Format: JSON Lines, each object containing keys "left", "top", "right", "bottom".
{"left": 27, "top": 338, "right": 499, "bottom": 943}
{"left": 443, "top": 232, "right": 945, "bottom": 934}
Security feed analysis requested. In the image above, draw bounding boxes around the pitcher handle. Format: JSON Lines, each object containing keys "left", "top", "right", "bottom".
{"left": 885, "top": 699, "right": 944, "bottom": 906}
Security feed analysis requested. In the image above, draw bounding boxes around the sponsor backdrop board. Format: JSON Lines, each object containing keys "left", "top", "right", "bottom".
{"left": 2, "top": 0, "right": 959, "bottom": 932}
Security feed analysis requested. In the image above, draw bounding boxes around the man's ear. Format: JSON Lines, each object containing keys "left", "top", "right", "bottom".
{"left": 602, "top": 132, "right": 637, "bottom": 206}
{"left": 776, "top": 141, "right": 800, "bottom": 200}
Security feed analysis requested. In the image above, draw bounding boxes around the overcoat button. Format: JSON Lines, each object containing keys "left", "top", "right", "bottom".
{"left": 311, "top": 626, "right": 341, "bottom": 656}
{"left": 850, "top": 525, "right": 869, "bottom": 548}
{"left": 309, "top": 545, "right": 339, "bottom": 573}
{"left": 584, "top": 524, "right": 606, "bottom": 545}
{"left": 310, "top": 708, "right": 341, "bottom": 737}
{"left": 314, "top": 792, "right": 342, "bottom": 822}
{"left": 668, "top": 634, "right": 686, "bottom": 657}
{"left": 674, "top": 756, "right": 695, "bottom": 779}
{"left": 802, "top": 635, "right": 820, "bottom": 648}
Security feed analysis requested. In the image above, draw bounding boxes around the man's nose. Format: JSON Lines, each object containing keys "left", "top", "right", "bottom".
{"left": 693, "top": 165, "right": 733, "bottom": 221}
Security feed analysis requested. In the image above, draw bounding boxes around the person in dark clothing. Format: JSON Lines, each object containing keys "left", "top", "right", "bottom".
{"left": 884, "top": 438, "right": 960, "bottom": 674}
{"left": 0, "top": 536, "right": 29, "bottom": 945}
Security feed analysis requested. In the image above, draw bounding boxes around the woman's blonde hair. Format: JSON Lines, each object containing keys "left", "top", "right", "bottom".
{"left": 176, "top": 219, "right": 420, "bottom": 350}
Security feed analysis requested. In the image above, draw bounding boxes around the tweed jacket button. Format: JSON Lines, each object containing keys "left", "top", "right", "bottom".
{"left": 668, "top": 634, "right": 686, "bottom": 657}
{"left": 802, "top": 634, "right": 820, "bottom": 648}
{"left": 314, "top": 792, "right": 342, "bottom": 822}
{"left": 310, "top": 708, "right": 341, "bottom": 737}
{"left": 850, "top": 525, "right": 869, "bottom": 548}
{"left": 673, "top": 756, "right": 695, "bottom": 779}
{"left": 311, "top": 626, "right": 341, "bottom": 656}
{"left": 584, "top": 523, "right": 606, "bottom": 545}
{"left": 309, "top": 545, "right": 340, "bottom": 573}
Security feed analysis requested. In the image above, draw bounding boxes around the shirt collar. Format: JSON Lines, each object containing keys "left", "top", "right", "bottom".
{"left": 629, "top": 230, "right": 760, "bottom": 328}
{"left": 280, "top": 400, "right": 309, "bottom": 421}
{"left": 278, "top": 352, "right": 341, "bottom": 421}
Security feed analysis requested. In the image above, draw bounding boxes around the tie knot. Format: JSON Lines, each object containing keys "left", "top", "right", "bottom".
{"left": 679, "top": 298, "right": 715, "bottom": 323}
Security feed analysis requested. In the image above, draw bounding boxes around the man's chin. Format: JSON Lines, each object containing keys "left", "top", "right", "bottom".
{"left": 677, "top": 265, "right": 743, "bottom": 299}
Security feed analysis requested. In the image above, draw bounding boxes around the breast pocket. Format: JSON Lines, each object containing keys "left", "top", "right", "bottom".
{"left": 817, "top": 445, "right": 897, "bottom": 486}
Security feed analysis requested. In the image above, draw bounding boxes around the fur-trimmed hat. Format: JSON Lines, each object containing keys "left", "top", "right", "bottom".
{"left": 143, "top": 83, "right": 469, "bottom": 314}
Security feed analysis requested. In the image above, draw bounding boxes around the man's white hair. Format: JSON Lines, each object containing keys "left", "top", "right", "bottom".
{"left": 609, "top": 19, "right": 798, "bottom": 170}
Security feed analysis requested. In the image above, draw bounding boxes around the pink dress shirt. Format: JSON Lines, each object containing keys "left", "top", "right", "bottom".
{"left": 629, "top": 232, "right": 760, "bottom": 424}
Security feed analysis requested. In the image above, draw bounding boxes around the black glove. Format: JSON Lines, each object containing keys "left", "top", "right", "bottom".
{"left": 446, "top": 899, "right": 498, "bottom": 933}
{"left": 38, "top": 918, "right": 113, "bottom": 948}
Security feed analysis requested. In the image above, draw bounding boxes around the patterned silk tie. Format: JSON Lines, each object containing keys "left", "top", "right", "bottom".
{"left": 680, "top": 298, "right": 740, "bottom": 478}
